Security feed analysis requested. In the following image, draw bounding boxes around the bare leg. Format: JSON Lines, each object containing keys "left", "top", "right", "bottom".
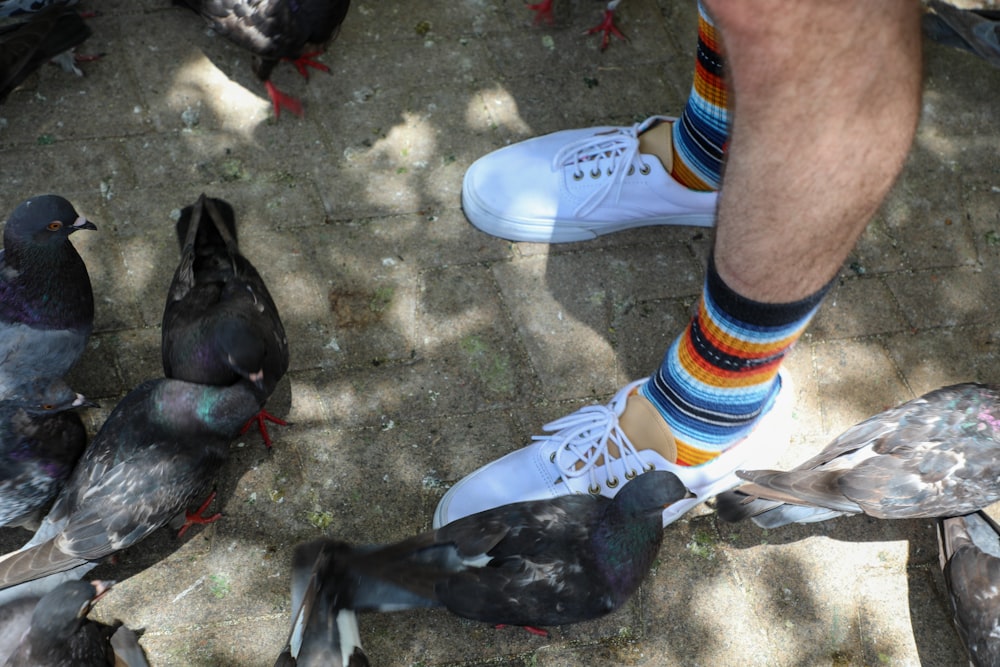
{"left": 706, "top": 0, "right": 922, "bottom": 302}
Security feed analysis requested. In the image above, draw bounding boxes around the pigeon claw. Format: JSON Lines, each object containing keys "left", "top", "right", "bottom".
{"left": 284, "top": 51, "right": 330, "bottom": 79}
{"left": 177, "top": 491, "right": 222, "bottom": 538}
{"left": 264, "top": 81, "right": 304, "bottom": 118}
{"left": 526, "top": 0, "right": 555, "bottom": 25}
{"left": 240, "top": 408, "right": 289, "bottom": 450}
{"left": 585, "top": 8, "right": 627, "bottom": 51}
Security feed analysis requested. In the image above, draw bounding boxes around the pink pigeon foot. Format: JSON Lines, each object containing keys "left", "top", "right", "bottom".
{"left": 586, "top": 7, "right": 627, "bottom": 51}
{"left": 241, "top": 408, "right": 288, "bottom": 449}
{"left": 264, "top": 80, "right": 304, "bottom": 118}
{"left": 177, "top": 491, "right": 222, "bottom": 538}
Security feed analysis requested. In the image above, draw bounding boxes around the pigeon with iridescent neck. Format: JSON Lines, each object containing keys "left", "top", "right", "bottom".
{"left": 0, "top": 195, "right": 95, "bottom": 397}
{"left": 0, "top": 377, "right": 261, "bottom": 593}
{"left": 316, "top": 471, "right": 691, "bottom": 634}
{"left": 161, "top": 194, "right": 289, "bottom": 449}
{"left": 0, "top": 377, "right": 93, "bottom": 531}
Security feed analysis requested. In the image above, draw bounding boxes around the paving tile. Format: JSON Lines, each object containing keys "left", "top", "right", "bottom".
{"left": 0, "top": 1, "right": 991, "bottom": 665}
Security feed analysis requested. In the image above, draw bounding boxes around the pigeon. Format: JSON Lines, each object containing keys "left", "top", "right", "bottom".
{"left": 937, "top": 508, "right": 1000, "bottom": 667}
{"left": 923, "top": 0, "right": 1000, "bottom": 69}
{"left": 173, "top": 0, "right": 351, "bottom": 117}
{"left": 0, "top": 377, "right": 93, "bottom": 531}
{"left": 1, "top": 579, "right": 149, "bottom": 667}
{"left": 0, "top": 4, "right": 92, "bottom": 102}
{"left": 0, "top": 195, "right": 95, "bottom": 396}
{"left": 319, "top": 471, "right": 691, "bottom": 631}
{"left": 0, "top": 0, "right": 77, "bottom": 18}
{"left": 273, "top": 540, "right": 369, "bottom": 667}
{"left": 715, "top": 383, "right": 1000, "bottom": 529}
{"left": 527, "top": 0, "right": 626, "bottom": 51}
{"left": 161, "top": 194, "right": 289, "bottom": 448}
{"left": 0, "top": 377, "right": 261, "bottom": 592}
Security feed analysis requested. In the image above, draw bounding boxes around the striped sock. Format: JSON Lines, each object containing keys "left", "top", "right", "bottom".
{"left": 641, "top": 257, "right": 831, "bottom": 466}
{"left": 670, "top": 1, "right": 728, "bottom": 191}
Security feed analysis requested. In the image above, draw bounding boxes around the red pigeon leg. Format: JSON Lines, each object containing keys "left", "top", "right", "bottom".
{"left": 264, "top": 80, "right": 304, "bottom": 118}
{"left": 526, "top": 0, "right": 554, "bottom": 25}
{"left": 241, "top": 407, "right": 289, "bottom": 449}
{"left": 177, "top": 491, "right": 222, "bottom": 538}
{"left": 284, "top": 51, "right": 330, "bottom": 79}
{"left": 586, "top": 1, "right": 627, "bottom": 51}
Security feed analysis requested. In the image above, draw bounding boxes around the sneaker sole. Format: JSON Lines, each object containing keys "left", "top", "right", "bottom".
{"left": 462, "top": 172, "right": 715, "bottom": 244}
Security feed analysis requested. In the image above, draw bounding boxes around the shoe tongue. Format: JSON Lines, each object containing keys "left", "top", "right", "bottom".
{"left": 618, "top": 390, "right": 678, "bottom": 464}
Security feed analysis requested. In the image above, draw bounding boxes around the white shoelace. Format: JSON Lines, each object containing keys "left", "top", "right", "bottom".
{"left": 532, "top": 379, "right": 650, "bottom": 494}
{"left": 551, "top": 121, "right": 653, "bottom": 218}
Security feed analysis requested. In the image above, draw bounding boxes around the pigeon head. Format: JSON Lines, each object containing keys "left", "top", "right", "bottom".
{"left": 613, "top": 470, "right": 692, "bottom": 518}
{"left": 218, "top": 319, "right": 269, "bottom": 392}
{"left": 6, "top": 377, "right": 96, "bottom": 415}
{"left": 4, "top": 195, "right": 97, "bottom": 247}
{"left": 29, "top": 579, "right": 113, "bottom": 640}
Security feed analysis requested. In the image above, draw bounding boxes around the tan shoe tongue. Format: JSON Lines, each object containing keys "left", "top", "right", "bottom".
{"left": 618, "top": 391, "right": 678, "bottom": 464}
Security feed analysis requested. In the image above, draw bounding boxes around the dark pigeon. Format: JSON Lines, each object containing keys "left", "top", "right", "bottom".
{"left": 173, "top": 0, "right": 351, "bottom": 117}
{"left": 0, "top": 377, "right": 93, "bottom": 531}
{"left": 937, "top": 509, "right": 1000, "bottom": 667}
{"left": 1, "top": 579, "right": 149, "bottom": 667}
{"left": 273, "top": 540, "right": 369, "bottom": 667}
{"left": 321, "top": 471, "right": 691, "bottom": 631}
{"left": 0, "top": 4, "right": 92, "bottom": 103}
{"left": 924, "top": 0, "right": 1000, "bottom": 68}
{"left": 162, "top": 194, "right": 289, "bottom": 448}
{"left": 716, "top": 383, "right": 1000, "bottom": 528}
{"left": 0, "top": 377, "right": 261, "bottom": 592}
{"left": 0, "top": 195, "right": 95, "bottom": 396}
{"left": 0, "top": 0, "right": 77, "bottom": 18}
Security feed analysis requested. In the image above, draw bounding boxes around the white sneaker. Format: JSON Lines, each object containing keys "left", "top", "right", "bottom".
{"left": 462, "top": 116, "right": 717, "bottom": 243}
{"left": 432, "top": 372, "right": 793, "bottom": 528}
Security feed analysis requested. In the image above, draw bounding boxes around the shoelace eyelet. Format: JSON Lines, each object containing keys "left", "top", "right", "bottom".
{"left": 639, "top": 163, "right": 651, "bottom": 175}
{"left": 573, "top": 170, "right": 584, "bottom": 181}
{"left": 606, "top": 477, "right": 619, "bottom": 489}
{"left": 627, "top": 165, "right": 635, "bottom": 176}
{"left": 625, "top": 469, "right": 637, "bottom": 480}
{"left": 590, "top": 168, "right": 601, "bottom": 179}
{"left": 645, "top": 463, "right": 655, "bottom": 472}
{"left": 588, "top": 484, "right": 601, "bottom": 496}
{"left": 549, "top": 451, "right": 557, "bottom": 463}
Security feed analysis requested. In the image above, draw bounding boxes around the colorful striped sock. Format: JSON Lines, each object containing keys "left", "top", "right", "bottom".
{"left": 641, "top": 257, "right": 831, "bottom": 466}
{"left": 670, "top": 1, "right": 728, "bottom": 191}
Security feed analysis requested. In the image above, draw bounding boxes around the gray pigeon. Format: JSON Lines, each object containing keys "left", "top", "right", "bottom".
{"left": 0, "top": 195, "right": 95, "bottom": 396}
{"left": 0, "top": 377, "right": 261, "bottom": 592}
{"left": 317, "top": 471, "right": 691, "bottom": 632}
{"left": 716, "top": 383, "right": 1000, "bottom": 528}
{"left": 161, "top": 194, "right": 289, "bottom": 448}
{"left": 273, "top": 540, "right": 369, "bottom": 667}
{"left": 1, "top": 579, "right": 149, "bottom": 667}
{"left": 937, "top": 509, "right": 1000, "bottom": 667}
{"left": 0, "top": 377, "right": 92, "bottom": 531}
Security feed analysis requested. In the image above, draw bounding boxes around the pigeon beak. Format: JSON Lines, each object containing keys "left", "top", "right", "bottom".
{"left": 71, "top": 215, "right": 98, "bottom": 232}
{"left": 90, "top": 580, "right": 116, "bottom": 602}
{"left": 249, "top": 369, "right": 265, "bottom": 391}
{"left": 72, "top": 393, "right": 99, "bottom": 409}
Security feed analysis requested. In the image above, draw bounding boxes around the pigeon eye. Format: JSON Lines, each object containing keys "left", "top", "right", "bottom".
{"left": 47, "top": 221, "right": 62, "bottom": 231}
{"left": 41, "top": 404, "right": 54, "bottom": 410}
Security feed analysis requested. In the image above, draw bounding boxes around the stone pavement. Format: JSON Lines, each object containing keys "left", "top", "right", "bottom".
{"left": 1, "top": 0, "right": 999, "bottom": 664}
